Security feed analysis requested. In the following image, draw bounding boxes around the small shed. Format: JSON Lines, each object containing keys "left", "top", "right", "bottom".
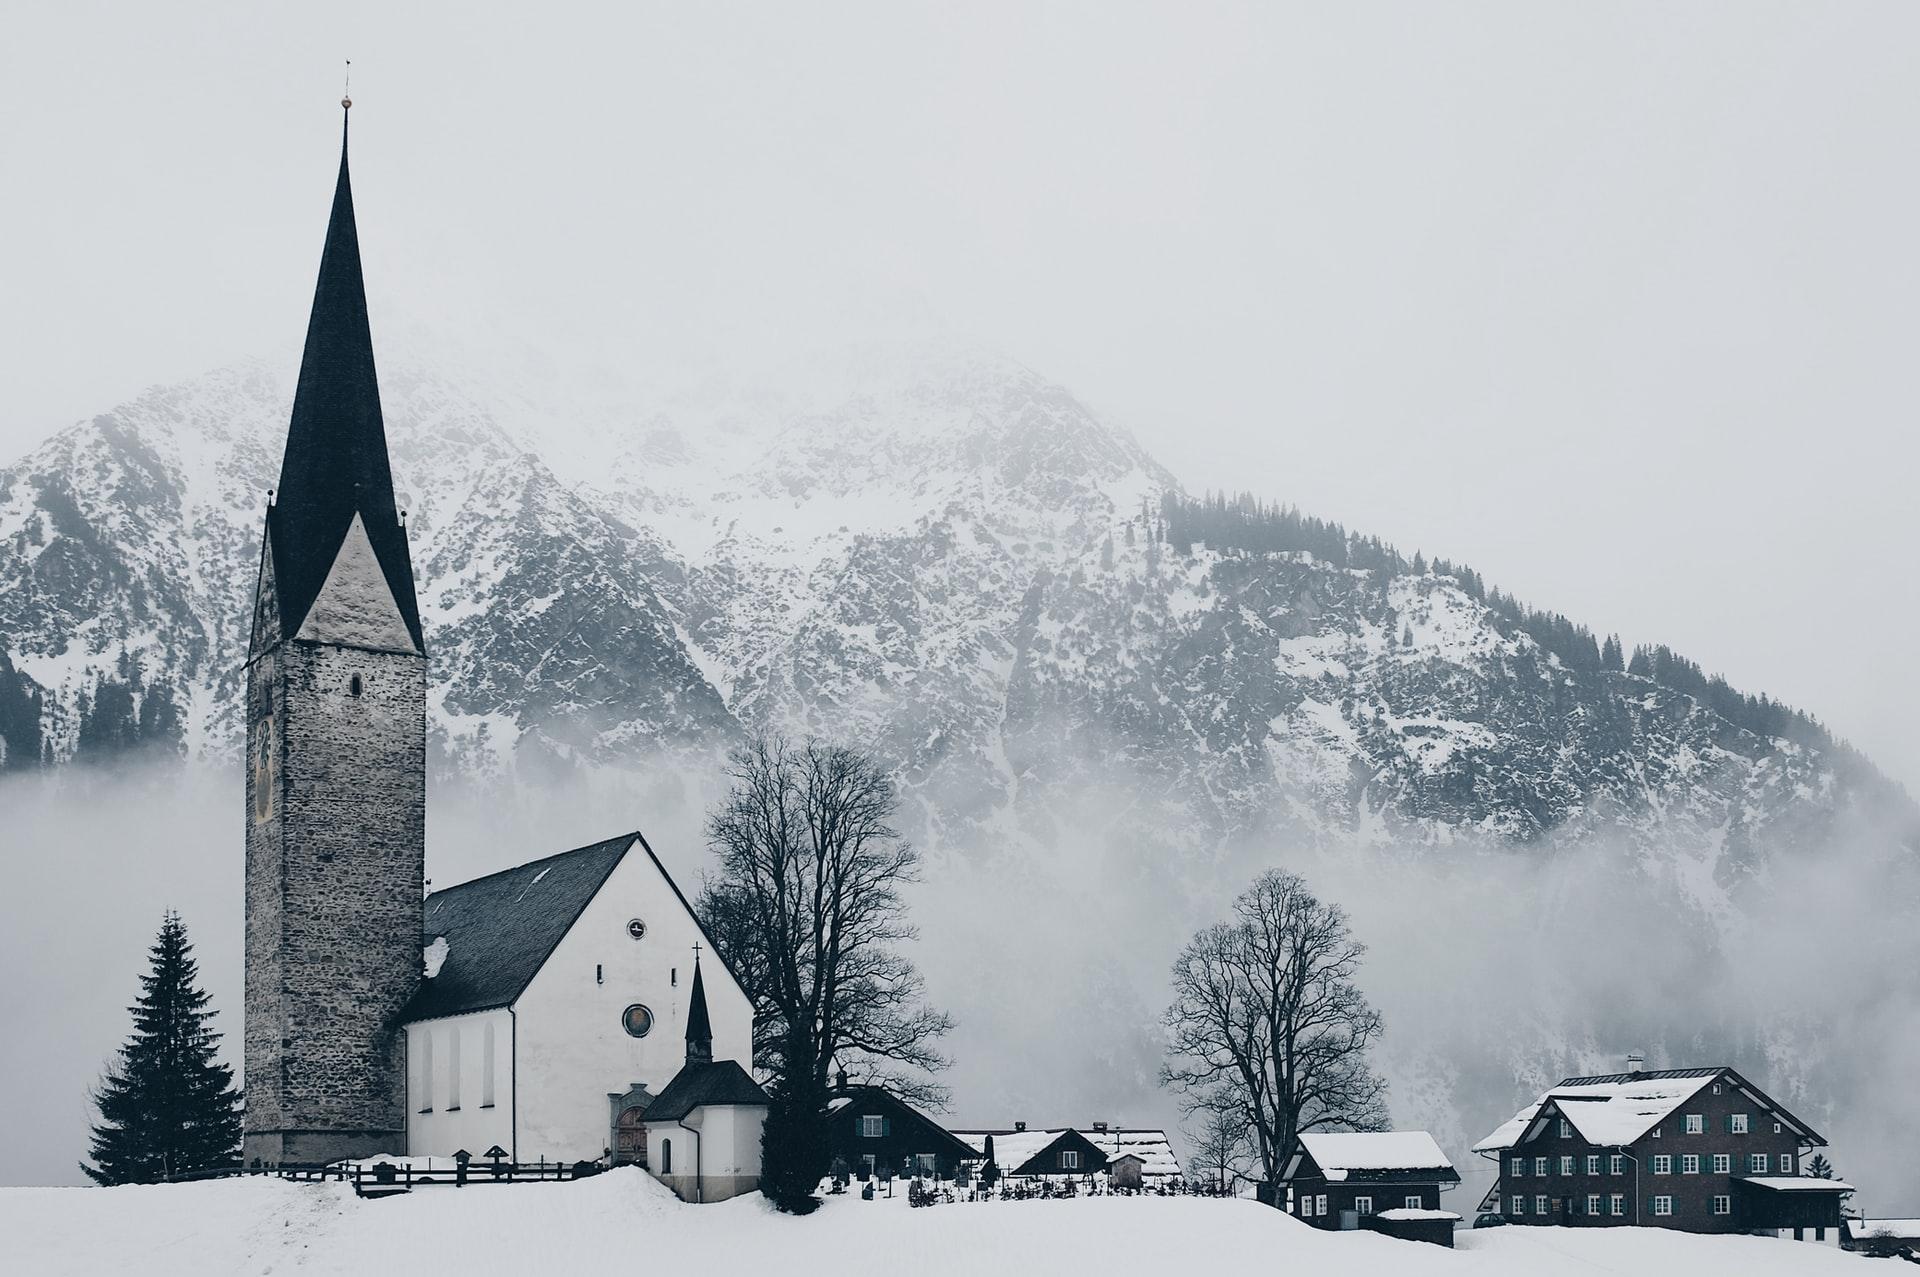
{"left": 1108, "top": 1151, "right": 1146, "bottom": 1190}
{"left": 1371, "top": 1207, "right": 1462, "bottom": 1248}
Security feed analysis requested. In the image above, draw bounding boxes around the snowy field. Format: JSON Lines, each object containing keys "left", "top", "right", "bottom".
{"left": 0, "top": 1170, "right": 1876, "bottom": 1277}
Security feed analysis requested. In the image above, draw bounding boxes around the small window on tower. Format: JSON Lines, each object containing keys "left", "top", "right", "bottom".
{"left": 622, "top": 1004, "right": 654, "bottom": 1038}
{"left": 349, "top": 674, "right": 363, "bottom": 696}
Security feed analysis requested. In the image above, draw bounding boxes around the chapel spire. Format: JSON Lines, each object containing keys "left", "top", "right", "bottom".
{"left": 263, "top": 96, "right": 422, "bottom": 651}
{"left": 685, "top": 949, "right": 714, "bottom": 1065}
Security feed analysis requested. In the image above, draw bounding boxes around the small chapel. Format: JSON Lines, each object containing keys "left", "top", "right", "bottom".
{"left": 239, "top": 98, "right": 765, "bottom": 1202}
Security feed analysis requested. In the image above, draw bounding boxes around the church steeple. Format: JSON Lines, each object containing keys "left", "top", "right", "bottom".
{"left": 263, "top": 99, "right": 422, "bottom": 652}
{"left": 685, "top": 950, "right": 713, "bottom": 1065}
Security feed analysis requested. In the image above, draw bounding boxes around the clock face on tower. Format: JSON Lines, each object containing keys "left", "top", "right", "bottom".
{"left": 253, "top": 712, "right": 277, "bottom": 825}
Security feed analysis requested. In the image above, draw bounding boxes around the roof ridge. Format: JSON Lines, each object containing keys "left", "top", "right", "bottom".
{"left": 425, "top": 832, "right": 636, "bottom": 901}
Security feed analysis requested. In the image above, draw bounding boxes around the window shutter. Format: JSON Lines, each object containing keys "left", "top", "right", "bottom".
{"left": 883, "top": 1116, "right": 892, "bottom": 1136}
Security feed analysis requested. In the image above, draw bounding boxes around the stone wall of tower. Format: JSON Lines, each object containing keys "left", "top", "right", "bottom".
{"left": 244, "top": 636, "right": 425, "bottom": 1165}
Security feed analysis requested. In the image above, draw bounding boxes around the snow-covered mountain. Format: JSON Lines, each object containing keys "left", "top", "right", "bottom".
{"left": 2, "top": 339, "right": 1908, "bottom": 856}
{"left": 5, "top": 339, "right": 1918, "bottom": 1200}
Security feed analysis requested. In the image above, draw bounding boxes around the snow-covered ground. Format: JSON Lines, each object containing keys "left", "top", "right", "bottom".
{"left": 0, "top": 1169, "right": 1875, "bottom": 1277}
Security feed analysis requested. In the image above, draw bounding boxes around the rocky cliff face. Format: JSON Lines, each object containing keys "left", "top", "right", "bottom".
{"left": 4, "top": 339, "right": 1911, "bottom": 862}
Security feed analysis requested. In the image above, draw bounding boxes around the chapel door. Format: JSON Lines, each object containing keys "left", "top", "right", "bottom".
{"left": 614, "top": 1107, "right": 649, "bottom": 1167}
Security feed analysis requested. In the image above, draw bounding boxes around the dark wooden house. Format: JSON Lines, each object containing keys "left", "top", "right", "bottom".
{"left": 826, "top": 1084, "right": 979, "bottom": 1180}
{"left": 953, "top": 1125, "right": 1111, "bottom": 1177}
{"left": 1472, "top": 1065, "right": 1850, "bottom": 1240}
{"left": 1280, "top": 1131, "right": 1460, "bottom": 1245}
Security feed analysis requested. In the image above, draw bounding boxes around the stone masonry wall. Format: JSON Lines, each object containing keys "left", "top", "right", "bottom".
{"left": 244, "top": 635, "right": 425, "bottom": 1164}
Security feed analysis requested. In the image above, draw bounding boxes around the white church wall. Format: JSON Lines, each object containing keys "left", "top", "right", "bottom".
{"left": 511, "top": 842, "right": 755, "bottom": 1162}
{"left": 405, "top": 1008, "right": 512, "bottom": 1160}
{"left": 662, "top": 1104, "right": 763, "bottom": 1202}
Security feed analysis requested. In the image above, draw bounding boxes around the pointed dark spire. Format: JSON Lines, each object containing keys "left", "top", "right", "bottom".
{"left": 265, "top": 100, "right": 423, "bottom": 650}
{"left": 685, "top": 950, "right": 713, "bottom": 1064}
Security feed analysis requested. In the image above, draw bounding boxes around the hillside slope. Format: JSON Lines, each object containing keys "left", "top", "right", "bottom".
{"left": 0, "top": 1170, "right": 1877, "bottom": 1277}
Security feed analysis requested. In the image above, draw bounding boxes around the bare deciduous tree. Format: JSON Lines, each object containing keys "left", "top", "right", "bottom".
{"left": 1160, "top": 870, "right": 1388, "bottom": 1192}
{"left": 697, "top": 736, "right": 952, "bottom": 1209}
{"left": 1187, "top": 1100, "right": 1252, "bottom": 1193}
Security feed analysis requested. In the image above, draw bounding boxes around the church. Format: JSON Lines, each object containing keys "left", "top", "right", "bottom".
{"left": 240, "top": 98, "right": 765, "bottom": 1202}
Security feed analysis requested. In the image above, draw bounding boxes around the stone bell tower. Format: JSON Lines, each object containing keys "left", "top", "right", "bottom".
{"left": 242, "top": 97, "right": 427, "bottom": 1165}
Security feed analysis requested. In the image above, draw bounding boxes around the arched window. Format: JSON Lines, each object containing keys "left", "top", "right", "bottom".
{"left": 660, "top": 1138, "right": 672, "bottom": 1175}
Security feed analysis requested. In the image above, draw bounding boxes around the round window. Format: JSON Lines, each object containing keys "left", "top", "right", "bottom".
{"left": 622, "top": 1004, "right": 655, "bottom": 1038}
{"left": 626, "top": 918, "right": 647, "bottom": 940}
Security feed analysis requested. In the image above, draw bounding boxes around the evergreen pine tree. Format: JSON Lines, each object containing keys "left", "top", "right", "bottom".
{"left": 1805, "top": 1153, "right": 1835, "bottom": 1180}
{"left": 1601, "top": 634, "right": 1624, "bottom": 673}
{"left": 83, "top": 913, "right": 242, "bottom": 1184}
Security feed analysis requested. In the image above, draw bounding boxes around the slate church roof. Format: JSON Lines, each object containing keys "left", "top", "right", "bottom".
{"left": 643, "top": 1061, "right": 769, "bottom": 1122}
{"left": 403, "top": 833, "right": 636, "bottom": 1021}
{"left": 265, "top": 106, "right": 423, "bottom": 650}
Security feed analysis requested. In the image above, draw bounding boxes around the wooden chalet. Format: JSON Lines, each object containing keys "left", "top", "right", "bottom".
{"left": 951, "top": 1122, "right": 1181, "bottom": 1181}
{"left": 1472, "top": 1064, "right": 1850, "bottom": 1240}
{"left": 826, "top": 1082, "right": 980, "bottom": 1180}
{"left": 1280, "top": 1131, "right": 1461, "bottom": 1245}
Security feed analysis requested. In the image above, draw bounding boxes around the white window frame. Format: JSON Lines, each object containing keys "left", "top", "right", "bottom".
{"left": 1730, "top": 1113, "right": 1750, "bottom": 1134}
{"left": 1685, "top": 1113, "right": 1704, "bottom": 1135}
{"left": 1586, "top": 1155, "right": 1600, "bottom": 1175}
{"left": 1559, "top": 1155, "right": 1574, "bottom": 1176}
{"left": 1778, "top": 1152, "right": 1794, "bottom": 1174}
{"left": 1749, "top": 1153, "right": 1768, "bottom": 1174}
{"left": 1652, "top": 1155, "right": 1671, "bottom": 1175}
{"left": 1681, "top": 1154, "right": 1699, "bottom": 1175}
{"left": 1316, "top": 1194, "right": 1328, "bottom": 1216}
{"left": 1654, "top": 1195, "right": 1673, "bottom": 1217}
{"left": 1510, "top": 1194, "right": 1524, "bottom": 1216}
{"left": 1610, "top": 1155, "right": 1624, "bottom": 1176}
{"left": 1511, "top": 1156, "right": 1525, "bottom": 1177}
{"left": 916, "top": 1153, "right": 936, "bottom": 1175}
{"left": 1558, "top": 1118, "right": 1572, "bottom": 1139}
{"left": 1713, "top": 1154, "right": 1731, "bottom": 1174}
{"left": 1586, "top": 1194, "right": 1602, "bottom": 1216}
{"left": 859, "top": 1115, "right": 885, "bottom": 1139}
{"left": 1713, "top": 1194, "right": 1731, "bottom": 1216}
{"left": 1404, "top": 1195, "right": 1423, "bottom": 1210}
{"left": 1610, "top": 1193, "right": 1625, "bottom": 1216}
{"left": 1535, "top": 1194, "right": 1550, "bottom": 1215}
{"left": 1534, "top": 1156, "right": 1549, "bottom": 1176}
{"left": 1059, "top": 1150, "right": 1081, "bottom": 1171}
{"left": 1355, "top": 1195, "right": 1373, "bottom": 1215}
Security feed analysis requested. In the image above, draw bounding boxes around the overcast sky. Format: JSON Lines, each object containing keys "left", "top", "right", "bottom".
{"left": 3, "top": 1, "right": 1916, "bottom": 791}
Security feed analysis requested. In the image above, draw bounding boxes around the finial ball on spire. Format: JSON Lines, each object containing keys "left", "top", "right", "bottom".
{"left": 342, "top": 96, "right": 352, "bottom": 110}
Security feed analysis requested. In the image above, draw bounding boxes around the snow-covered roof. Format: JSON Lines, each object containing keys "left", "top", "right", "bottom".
{"left": 1740, "top": 1177, "right": 1854, "bottom": 1193}
{"left": 955, "top": 1129, "right": 1069, "bottom": 1172}
{"left": 1473, "top": 1069, "right": 1722, "bottom": 1152}
{"left": 951, "top": 1128, "right": 1180, "bottom": 1176}
{"left": 1295, "top": 1132, "right": 1455, "bottom": 1181}
{"left": 1087, "top": 1129, "right": 1181, "bottom": 1177}
{"left": 1847, "top": 1218, "right": 1920, "bottom": 1240}
{"left": 1376, "top": 1208, "right": 1460, "bottom": 1222}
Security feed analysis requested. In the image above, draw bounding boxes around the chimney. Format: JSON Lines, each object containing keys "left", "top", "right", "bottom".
{"left": 1092, "top": 1121, "right": 1108, "bottom": 1132}
{"left": 835, "top": 1067, "right": 848, "bottom": 1093}
{"left": 1014, "top": 1121, "right": 1026, "bottom": 1132}
{"left": 1626, "top": 1052, "right": 1646, "bottom": 1076}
